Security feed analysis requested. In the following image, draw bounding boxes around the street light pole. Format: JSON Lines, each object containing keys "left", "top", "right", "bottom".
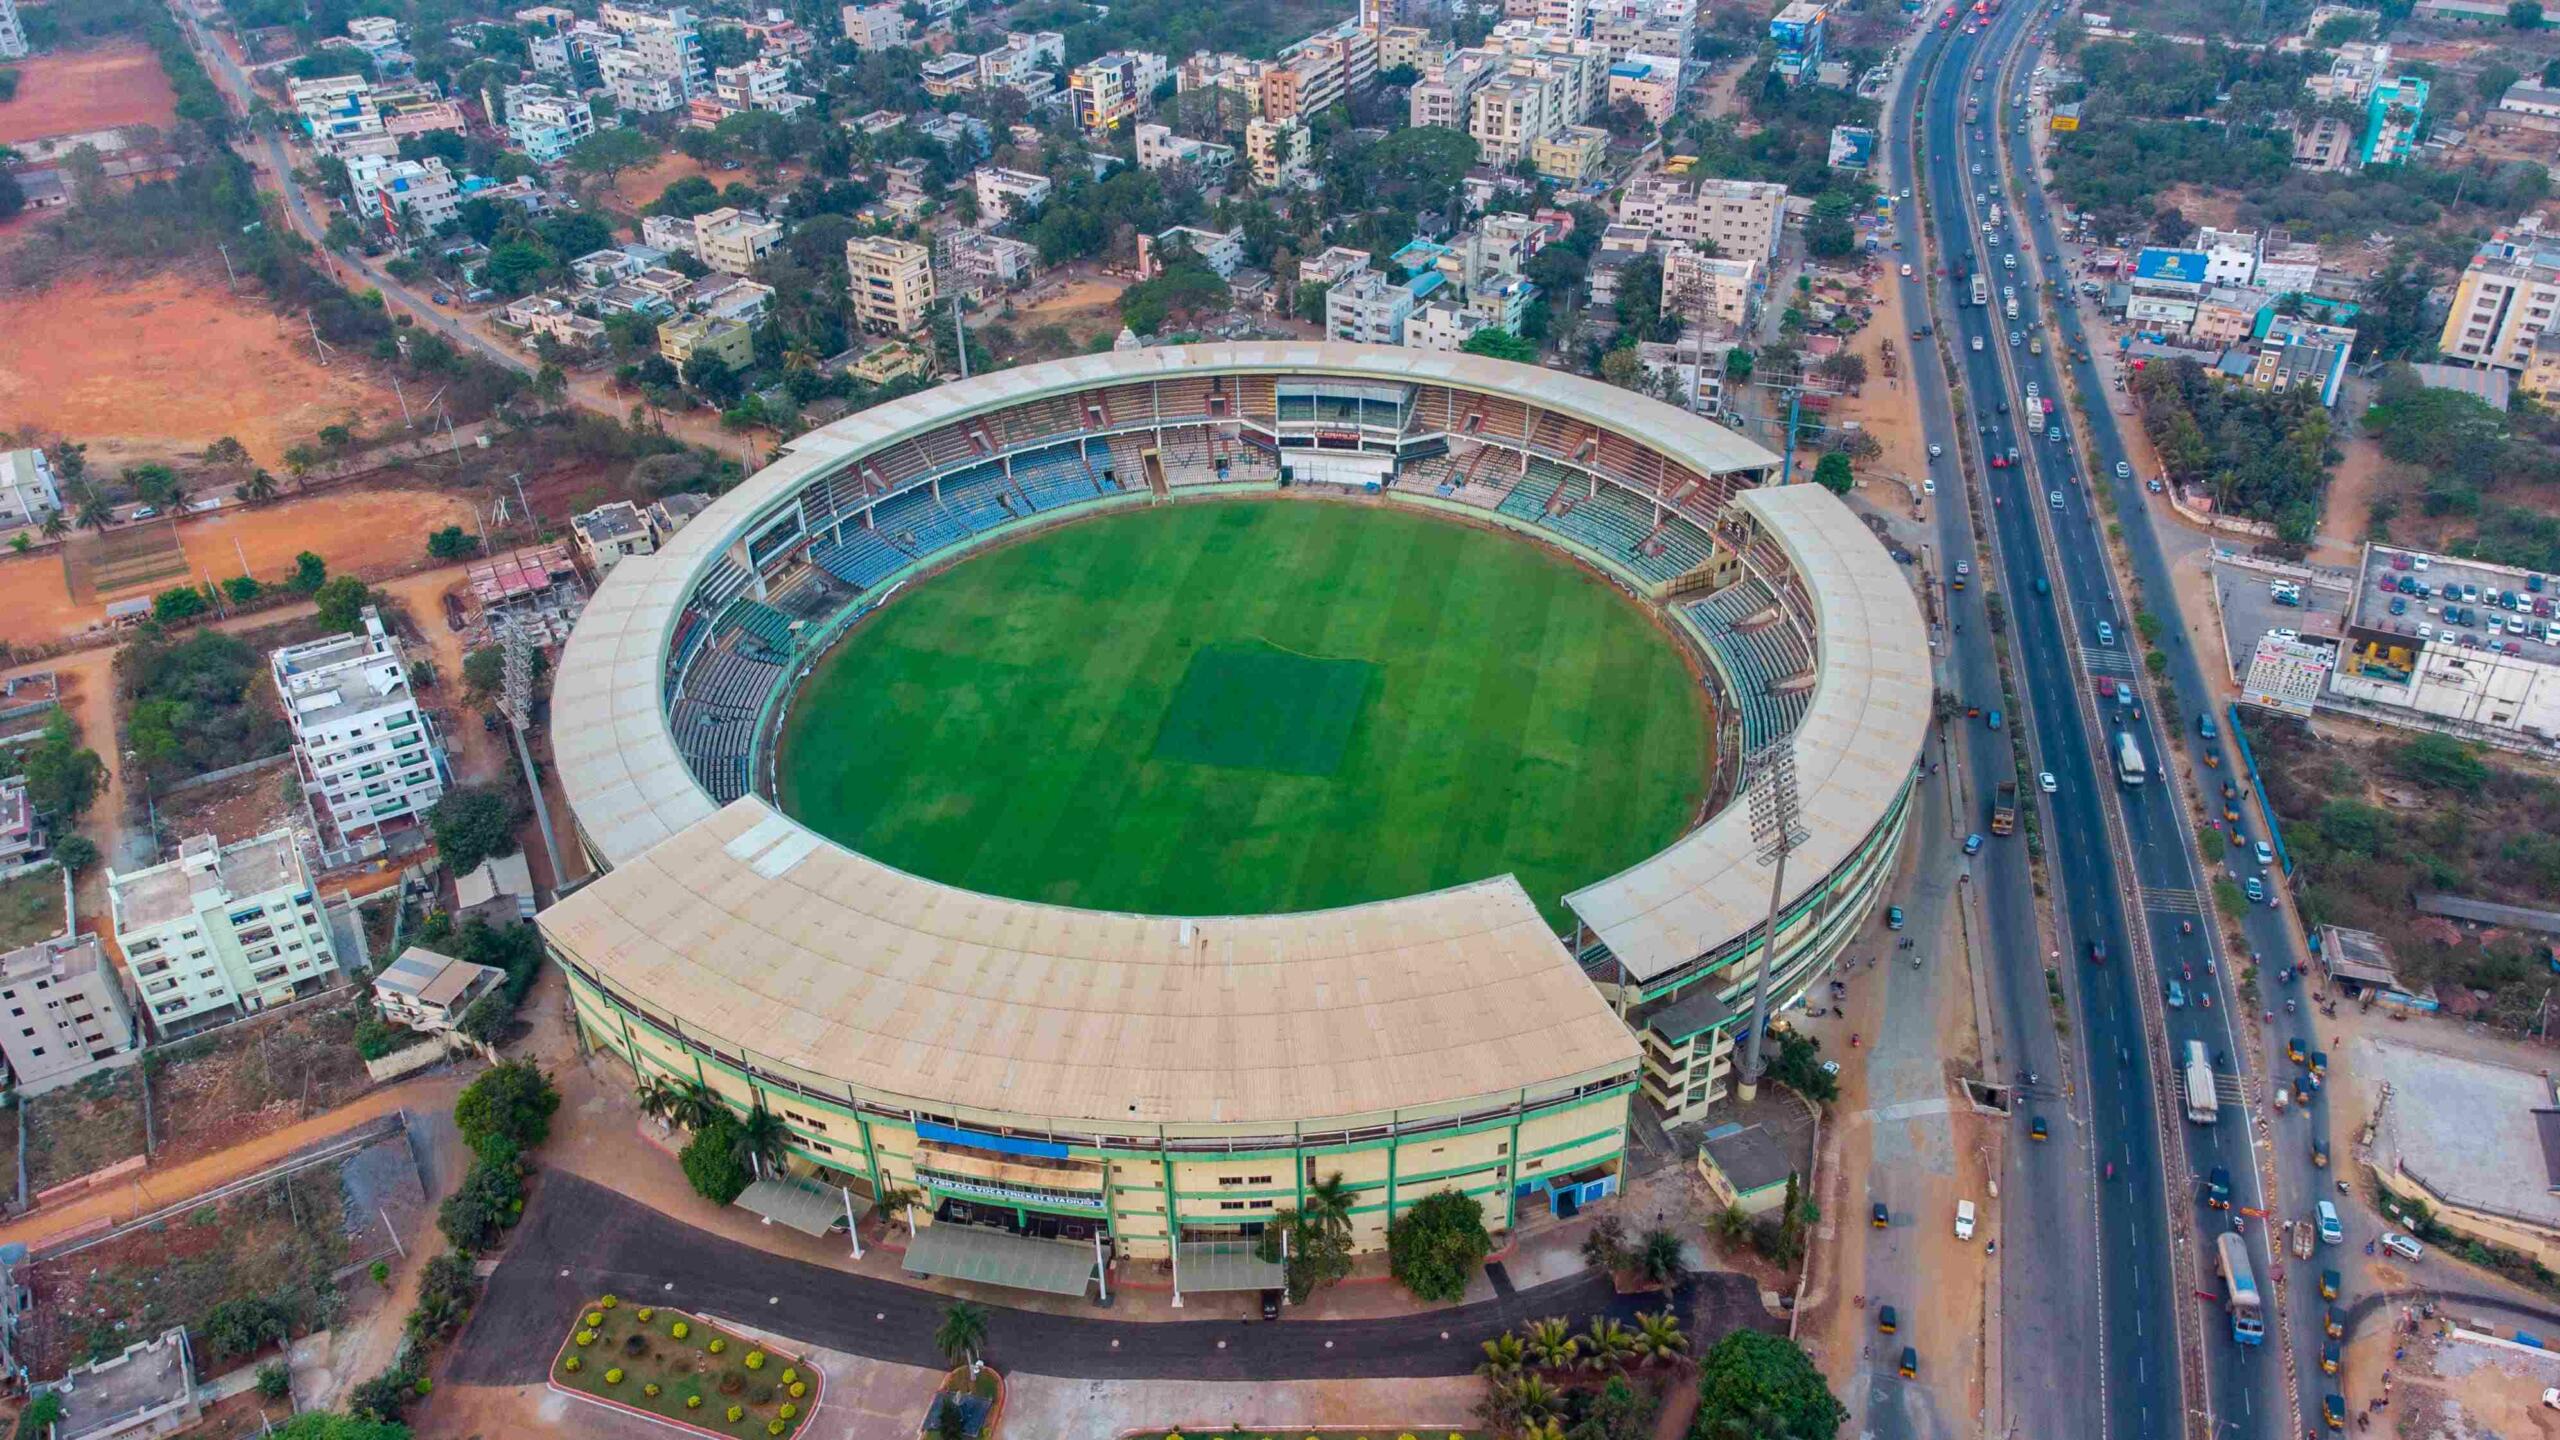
{"left": 1734, "top": 739, "right": 1808, "bottom": 1103}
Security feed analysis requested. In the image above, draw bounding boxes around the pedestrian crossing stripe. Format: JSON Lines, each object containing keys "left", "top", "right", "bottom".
{"left": 2081, "top": 645, "right": 2137, "bottom": 674}
{"left": 2148, "top": 888, "right": 2206, "bottom": 915}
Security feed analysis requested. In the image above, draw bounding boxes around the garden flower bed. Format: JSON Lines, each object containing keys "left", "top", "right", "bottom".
{"left": 549, "top": 1295, "right": 823, "bottom": 1439}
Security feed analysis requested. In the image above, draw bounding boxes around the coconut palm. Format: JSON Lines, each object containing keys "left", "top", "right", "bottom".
{"left": 637, "top": 1075, "right": 723, "bottom": 1133}
{"left": 1709, "top": 1204, "right": 1752, "bottom": 1244}
{"left": 1476, "top": 1329, "right": 1527, "bottom": 1380}
{"left": 39, "top": 508, "right": 66, "bottom": 540}
{"left": 1580, "top": 1316, "right": 1637, "bottom": 1373}
{"left": 238, "top": 470, "right": 279, "bottom": 503}
{"left": 1521, "top": 1316, "right": 1579, "bottom": 1371}
{"left": 75, "top": 487, "right": 113, "bottom": 534}
{"left": 1631, "top": 1309, "right": 1689, "bottom": 1366}
{"left": 1503, "top": 1374, "right": 1562, "bottom": 1424}
{"left": 1634, "top": 1226, "right": 1688, "bottom": 1288}
{"left": 935, "top": 1299, "right": 989, "bottom": 1377}
{"left": 1515, "top": 1418, "right": 1567, "bottom": 1440}
{"left": 731, "top": 1103, "right": 790, "bottom": 1179}
{"left": 1302, "top": 1171, "right": 1356, "bottom": 1237}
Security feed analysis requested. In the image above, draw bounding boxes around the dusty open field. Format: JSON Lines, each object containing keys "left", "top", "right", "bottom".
{"left": 0, "top": 266, "right": 402, "bottom": 469}
{"left": 0, "top": 41, "right": 178, "bottom": 146}
{"left": 0, "top": 483, "right": 478, "bottom": 645}
{"left": 606, "top": 150, "right": 805, "bottom": 214}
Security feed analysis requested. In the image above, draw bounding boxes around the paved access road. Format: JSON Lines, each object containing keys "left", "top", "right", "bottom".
{"left": 449, "top": 1174, "right": 1781, "bottom": 1384}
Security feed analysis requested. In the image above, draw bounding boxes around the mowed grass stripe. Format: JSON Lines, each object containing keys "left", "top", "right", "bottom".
{"left": 776, "top": 500, "right": 1709, "bottom": 925}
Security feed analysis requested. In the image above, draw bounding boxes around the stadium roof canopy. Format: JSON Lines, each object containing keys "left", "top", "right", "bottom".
{"left": 1565, "top": 485, "right": 1933, "bottom": 981}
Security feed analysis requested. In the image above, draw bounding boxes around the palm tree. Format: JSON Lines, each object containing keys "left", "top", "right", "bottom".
{"left": 1579, "top": 1316, "right": 1637, "bottom": 1373}
{"left": 1476, "top": 1329, "right": 1527, "bottom": 1380}
{"left": 731, "top": 1104, "right": 790, "bottom": 1179}
{"left": 1709, "top": 1204, "right": 1752, "bottom": 1244}
{"left": 1301, "top": 1171, "right": 1356, "bottom": 1240}
{"left": 935, "top": 1299, "right": 989, "bottom": 1377}
{"left": 75, "top": 487, "right": 112, "bottom": 534}
{"left": 1502, "top": 1374, "right": 1562, "bottom": 1425}
{"left": 1631, "top": 1309, "right": 1688, "bottom": 1367}
{"left": 39, "top": 508, "right": 66, "bottom": 540}
{"left": 1635, "top": 1226, "right": 1687, "bottom": 1288}
{"left": 637, "top": 1076, "right": 724, "bottom": 1133}
{"left": 1521, "top": 1316, "right": 1579, "bottom": 1371}
{"left": 1515, "top": 1418, "right": 1567, "bottom": 1440}
{"left": 238, "top": 470, "right": 279, "bottom": 503}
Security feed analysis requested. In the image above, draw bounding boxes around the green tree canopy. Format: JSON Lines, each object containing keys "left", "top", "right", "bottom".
{"left": 681, "top": 1110, "right": 752, "bottom": 1203}
{"left": 1385, "top": 1188, "right": 1492, "bottom": 1303}
{"left": 1460, "top": 328, "right": 1539, "bottom": 363}
{"left": 1692, "top": 1331, "right": 1845, "bottom": 1439}
{"left": 429, "top": 785, "right": 520, "bottom": 876}
{"left": 312, "top": 574, "right": 373, "bottom": 632}
{"left": 1812, "top": 451, "right": 1855, "bottom": 496}
{"left": 453, "top": 1061, "right": 560, "bottom": 1152}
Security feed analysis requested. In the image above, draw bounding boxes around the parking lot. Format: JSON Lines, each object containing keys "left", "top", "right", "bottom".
{"left": 2350, "top": 546, "right": 2560, "bottom": 667}
{"left": 2209, "top": 556, "right": 2347, "bottom": 681}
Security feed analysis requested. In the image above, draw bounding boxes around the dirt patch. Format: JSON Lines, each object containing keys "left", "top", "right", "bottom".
{"left": 987, "top": 272, "right": 1129, "bottom": 363}
{"left": 153, "top": 764, "right": 301, "bottom": 856}
{"left": 2154, "top": 184, "right": 2243, "bottom": 233}
{"left": 0, "top": 42, "right": 178, "bottom": 146}
{"left": 2315, "top": 433, "right": 2399, "bottom": 567}
{"left": 605, "top": 151, "right": 803, "bottom": 215}
{"left": 148, "top": 997, "right": 377, "bottom": 1169}
{"left": 20, "top": 1162, "right": 348, "bottom": 1376}
{"left": 24, "top": 1066, "right": 146, "bottom": 1194}
{"left": 0, "top": 265, "right": 402, "bottom": 469}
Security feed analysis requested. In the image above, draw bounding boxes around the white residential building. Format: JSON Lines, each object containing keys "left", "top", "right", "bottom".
{"left": 272, "top": 608, "right": 448, "bottom": 854}
{"left": 597, "top": 1, "right": 705, "bottom": 97}
{"left": 346, "top": 153, "right": 460, "bottom": 235}
{"left": 1147, "top": 224, "right": 1243, "bottom": 277}
{"left": 1327, "top": 267, "right": 1423, "bottom": 344}
{"left": 1135, "top": 122, "right": 1235, "bottom": 179}
{"left": 371, "top": 946, "right": 504, "bottom": 1035}
{"left": 846, "top": 234, "right": 938, "bottom": 334}
{"left": 572, "top": 500, "right": 656, "bottom": 573}
{"left": 0, "top": 448, "right": 59, "bottom": 530}
{"left": 108, "top": 831, "right": 342, "bottom": 1034}
{"left": 712, "top": 59, "right": 800, "bottom": 113}
{"left": 0, "top": 0, "right": 29, "bottom": 60}
{"left": 0, "top": 936, "right": 139, "bottom": 1095}
{"left": 972, "top": 165, "right": 1053, "bottom": 224}
{"left": 691, "top": 207, "right": 781, "bottom": 274}
{"left": 1617, "top": 176, "right": 1788, "bottom": 259}
{"left": 840, "top": 0, "right": 908, "bottom": 48}
{"left": 600, "top": 47, "right": 686, "bottom": 113}
{"left": 2255, "top": 239, "right": 2322, "bottom": 296}
{"left": 2195, "top": 227, "right": 2262, "bottom": 286}
{"left": 285, "top": 75, "right": 381, "bottom": 152}
{"left": 503, "top": 83, "right": 594, "bottom": 164}
{"left": 935, "top": 228, "right": 1040, "bottom": 298}
{"left": 1661, "top": 246, "right": 1760, "bottom": 328}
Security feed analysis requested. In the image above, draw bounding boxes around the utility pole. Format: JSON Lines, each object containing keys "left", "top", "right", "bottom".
{"left": 391, "top": 374, "right": 413, "bottom": 429}
{"left": 1734, "top": 738, "right": 1808, "bottom": 1103}
{"left": 951, "top": 293, "right": 970, "bottom": 380}
{"left": 217, "top": 242, "right": 238, "bottom": 292}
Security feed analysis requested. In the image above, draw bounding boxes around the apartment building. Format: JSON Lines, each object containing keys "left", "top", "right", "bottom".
{"left": 2195, "top": 227, "right": 2261, "bottom": 287}
{"left": 2309, "top": 39, "right": 2394, "bottom": 105}
{"left": 108, "top": 831, "right": 341, "bottom": 1034}
{"left": 840, "top": 0, "right": 908, "bottom": 48}
{"left": 0, "top": 0, "right": 26, "bottom": 61}
{"left": 597, "top": 2, "right": 705, "bottom": 97}
{"left": 2255, "top": 239, "right": 2322, "bottom": 295}
{"left": 1606, "top": 53, "right": 1681, "bottom": 126}
{"left": 502, "top": 83, "right": 594, "bottom": 164}
{"left": 690, "top": 274, "right": 775, "bottom": 324}
{"left": 846, "top": 235, "right": 938, "bottom": 334}
{"left": 1135, "top": 122, "right": 1234, "bottom": 178}
{"left": 1146, "top": 224, "right": 1244, "bottom": 277}
{"left": 1375, "top": 23, "right": 1440, "bottom": 70}
{"left": 0, "top": 777, "right": 42, "bottom": 874}
{"left": 2438, "top": 218, "right": 2560, "bottom": 374}
{"left": 0, "top": 448, "right": 58, "bottom": 530}
{"left": 1589, "top": 0, "right": 1693, "bottom": 63}
{"left": 921, "top": 51, "right": 980, "bottom": 97}
{"left": 1069, "top": 51, "right": 1166, "bottom": 133}
{"left": 1410, "top": 52, "right": 1489, "bottom": 130}
{"left": 600, "top": 48, "right": 686, "bottom": 113}
{"left": 1532, "top": 125, "right": 1609, "bottom": 182}
{"left": 1299, "top": 244, "right": 1374, "bottom": 287}
{"left": 2293, "top": 114, "right": 2358, "bottom": 173}
{"left": 1261, "top": 18, "right": 1377, "bottom": 123}
{"left": 657, "top": 312, "right": 755, "bottom": 369}
{"left": 286, "top": 75, "right": 381, "bottom": 152}
{"left": 0, "top": 936, "right": 138, "bottom": 1095}
{"left": 2362, "top": 72, "right": 2428, "bottom": 166}
{"left": 2191, "top": 287, "right": 2271, "bottom": 347}
{"left": 934, "top": 228, "right": 1039, "bottom": 299}
{"left": 2522, "top": 328, "right": 2560, "bottom": 400}
{"left": 1327, "top": 267, "right": 1426, "bottom": 344}
{"left": 273, "top": 608, "right": 448, "bottom": 854}
{"left": 1661, "top": 246, "right": 1760, "bottom": 328}
{"left": 713, "top": 59, "right": 800, "bottom": 114}
{"left": 346, "top": 154, "right": 459, "bottom": 235}
{"left": 971, "top": 165, "right": 1053, "bottom": 223}
{"left": 1469, "top": 70, "right": 1570, "bottom": 166}
{"left": 1617, "top": 177, "right": 1788, "bottom": 260}
{"left": 692, "top": 207, "right": 782, "bottom": 274}
{"left": 1246, "top": 116, "right": 1312, "bottom": 187}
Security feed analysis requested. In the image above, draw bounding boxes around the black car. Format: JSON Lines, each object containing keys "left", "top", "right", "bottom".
{"left": 1261, "top": 1289, "right": 1282, "bottom": 1320}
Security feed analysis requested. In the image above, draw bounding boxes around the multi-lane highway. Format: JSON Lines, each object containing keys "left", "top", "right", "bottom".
{"left": 1878, "top": 2, "right": 2324, "bottom": 1436}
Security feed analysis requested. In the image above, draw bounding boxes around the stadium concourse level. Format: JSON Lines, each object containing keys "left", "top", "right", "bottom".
{"left": 554, "top": 345, "right": 1931, "bottom": 1146}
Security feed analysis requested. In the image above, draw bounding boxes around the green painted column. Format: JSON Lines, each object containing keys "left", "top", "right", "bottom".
{"left": 1157, "top": 1143, "right": 1180, "bottom": 1254}
{"left": 854, "top": 1110, "right": 884, "bottom": 1202}
{"left": 1504, "top": 1105, "right": 1526, "bottom": 1230}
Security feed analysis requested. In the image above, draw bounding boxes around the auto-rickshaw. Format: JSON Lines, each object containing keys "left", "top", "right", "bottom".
{"left": 2322, "top": 1394, "right": 2346, "bottom": 1429}
{"left": 2287, "top": 1037, "right": 2307, "bottom": 1064}
{"left": 1878, "top": 1304, "right": 1899, "bottom": 1334}
{"left": 1899, "top": 1346, "right": 1918, "bottom": 1379}
{"left": 2030, "top": 1115, "right": 2049, "bottom": 1141}
{"left": 2309, "top": 1050, "right": 2329, "bottom": 1079}
{"left": 2294, "top": 1076, "right": 2314, "bottom": 1106}
{"left": 2324, "top": 1307, "right": 2345, "bottom": 1339}
{"left": 2312, "top": 1138, "right": 2330, "bottom": 1168}
{"left": 2321, "top": 1339, "right": 2341, "bottom": 1374}
{"left": 1873, "top": 1202, "right": 1890, "bottom": 1229}
{"left": 2320, "top": 1267, "right": 2340, "bottom": 1300}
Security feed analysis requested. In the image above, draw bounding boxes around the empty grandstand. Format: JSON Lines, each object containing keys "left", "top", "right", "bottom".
{"left": 546, "top": 344, "right": 1929, "bottom": 1293}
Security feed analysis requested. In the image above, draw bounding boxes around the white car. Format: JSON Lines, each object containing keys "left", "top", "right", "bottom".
{"left": 2269, "top": 627, "right": 2300, "bottom": 643}
{"left": 1923, "top": 477, "right": 1937, "bottom": 495}
{"left": 1929, "top": 443, "right": 1943, "bottom": 457}
{"left": 1900, "top": 262, "right": 1915, "bottom": 277}
{"left": 2114, "top": 461, "right": 2131, "bottom": 479}
{"left": 2382, "top": 1232, "right": 2424, "bottom": 1262}
{"left": 2038, "top": 771, "right": 2057, "bottom": 793}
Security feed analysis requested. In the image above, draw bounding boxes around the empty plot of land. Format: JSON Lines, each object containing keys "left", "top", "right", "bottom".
{"left": 0, "top": 42, "right": 178, "bottom": 146}
{"left": 25, "top": 1066, "right": 147, "bottom": 1194}
{"left": 0, "top": 267, "right": 400, "bottom": 468}
{"left": 0, "top": 866, "right": 65, "bottom": 950}
{"left": 148, "top": 997, "right": 374, "bottom": 1169}
{"left": 64, "top": 521, "right": 187, "bottom": 602}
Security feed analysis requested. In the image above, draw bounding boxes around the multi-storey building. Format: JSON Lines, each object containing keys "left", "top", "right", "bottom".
{"left": 2362, "top": 72, "right": 2428, "bottom": 166}
{"left": 1134, "top": 122, "right": 1235, "bottom": 179}
{"left": 0, "top": 0, "right": 25, "bottom": 60}
{"left": 1661, "top": 246, "right": 1759, "bottom": 329}
{"left": 502, "top": 83, "right": 594, "bottom": 164}
{"left": 1245, "top": 116, "right": 1312, "bottom": 187}
{"left": 286, "top": 75, "right": 381, "bottom": 152}
{"left": 0, "top": 777, "right": 42, "bottom": 874}
{"left": 0, "top": 448, "right": 58, "bottom": 531}
{"left": 0, "top": 936, "right": 138, "bottom": 1095}
{"left": 692, "top": 207, "right": 782, "bottom": 275}
{"left": 1617, "top": 177, "right": 1788, "bottom": 260}
{"left": 934, "top": 228, "right": 1040, "bottom": 299}
{"left": 107, "top": 831, "right": 341, "bottom": 1034}
{"left": 1589, "top": 0, "right": 1693, "bottom": 63}
{"left": 600, "top": 48, "right": 686, "bottom": 113}
{"left": 2195, "top": 226, "right": 2261, "bottom": 287}
{"left": 346, "top": 154, "right": 459, "bottom": 235}
{"left": 840, "top": 0, "right": 908, "bottom": 48}
{"left": 273, "top": 608, "right": 448, "bottom": 854}
{"left": 920, "top": 51, "right": 980, "bottom": 97}
{"left": 1146, "top": 224, "right": 1243, "bottom": 277}
{"left": 2438, "top": 218, "right": 2560, "bottom": 374}
{"left": 712, "top": 59, "right": 800, "bottom": 113}
{"left": 1469, "top": 69, "right": 1571, "bottom": 166}
{"left": 1260, "top": 18, "right": 1376, "bottom": 123}
{"left": 1769, "top": 0, "right": 1828, "bottom": 83}
{"left": 1069, "top": 51, "right": 1166, "bottom": 134}
{"left": 2255, "top": 239, "right": 2322, "bottom": 295}
{"left": 658, "top": 312, "right": 755, "bottom": 370}
{"left": 1326, "top": 266, "right": 1428, "bottom": 344}
{"left": 372, "top": 946, "right": 504, "bottom": 1035}
{"left": 572, "top": 500, "right": 656, "bottom": 574}
{"left": 971, "top": 165, "right": 1053, "bottom": 224}
{"left": 1409, "top": 52, "right": 1489, "bottom": 130}
{"left": 1532, "top": 125, "right": 1609, "bottom": 181}
{"left": 2293, "top": 115, "right": 2358, "bottom": 172}
{"left": 1606, "top": 52, "right": 1681, "bottom": 124}
{"left": 597, "top": 2, "right": 705, "bottom": 97}
{"left": 846, "top": 235, "right": 938, "bottom": 334}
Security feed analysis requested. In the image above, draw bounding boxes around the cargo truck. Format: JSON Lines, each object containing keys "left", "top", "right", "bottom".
{"left": 1991, "top": 779, "right": 2018, "bottom": 835}
{"left": 2183, "top": 1039, "right": 2218, "bottom": 1123}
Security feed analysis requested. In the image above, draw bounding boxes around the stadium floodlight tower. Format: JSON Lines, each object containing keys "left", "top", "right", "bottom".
{"left": 1733, "top": 737, "right": 1808, "bottom": 1103}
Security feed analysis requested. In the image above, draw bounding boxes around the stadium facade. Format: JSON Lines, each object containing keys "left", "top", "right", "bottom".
{"left": 542, "top": 343, "right": 1929, "bottom": 1288}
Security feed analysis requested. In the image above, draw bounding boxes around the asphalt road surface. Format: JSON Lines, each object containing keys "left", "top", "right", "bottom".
{"left": 448, "top": 1174, "right": 1779, "bottom": 1384}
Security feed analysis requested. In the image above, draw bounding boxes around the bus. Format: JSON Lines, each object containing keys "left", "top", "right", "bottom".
{"left": 2114, "top": 731, "right": 2146, "bottom": 786}
{"left": 1970, "top": 274, "right": 1989, "bottom": 307}
{"left": 2217, "top": 1232, "right": 2266, "bottom": 1345}
{"left": 2184, "top": 1040, "right": 2219, "bottom": 1125}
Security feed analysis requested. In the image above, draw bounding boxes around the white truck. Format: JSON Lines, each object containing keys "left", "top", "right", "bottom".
{"left": 2183, "top": 1040, "right": 2219, "bottom": 1125}
{"left": 1954, "top": 1198, "right": 1977, "bottom": 1240}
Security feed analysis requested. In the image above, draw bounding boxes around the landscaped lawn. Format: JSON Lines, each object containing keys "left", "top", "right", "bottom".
{"left": 551, "top": 1298, "right": 821, "bottom": 1439}
{"left": 775, "top": 500, "right": 1709, "bottom": 927}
